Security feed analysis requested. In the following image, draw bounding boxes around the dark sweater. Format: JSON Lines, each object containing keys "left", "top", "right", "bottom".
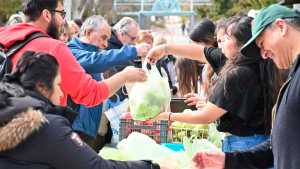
{"left": 225, "top": 54, "right": 300, "bottom": 169}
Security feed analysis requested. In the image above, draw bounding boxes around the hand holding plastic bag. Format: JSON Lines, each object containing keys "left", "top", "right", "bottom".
{"left": 129, "top": 64, "right": 171, "bottom": 121}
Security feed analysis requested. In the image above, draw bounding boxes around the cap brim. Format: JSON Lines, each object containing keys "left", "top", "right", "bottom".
{"left": 241, "top": 28, "right": 264, "bottom": 57}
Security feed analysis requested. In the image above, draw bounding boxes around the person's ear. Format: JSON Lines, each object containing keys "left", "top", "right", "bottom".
{"left": 274, "top": 18, "right": 288, "bottom": 37}
{"left": 85, "top": 29, "right": 94, "bottom": 40}
{"left": 40, "top": 9, "right": 52, "bottom": 23}
{"left": 36, "top": 82, "right": 50, "bottom": 98}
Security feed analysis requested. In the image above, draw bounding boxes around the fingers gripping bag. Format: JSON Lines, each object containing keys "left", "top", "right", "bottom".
{"left": 129, "top": 63, "right": 171, "bottom": 121}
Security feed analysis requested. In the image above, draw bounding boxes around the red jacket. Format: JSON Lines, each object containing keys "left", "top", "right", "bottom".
{"left": 0, "top": 23, "right": 109, "bottom": 107}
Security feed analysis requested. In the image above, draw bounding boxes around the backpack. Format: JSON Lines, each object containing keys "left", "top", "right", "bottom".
{"left": 0, "top": 32, "right": 47, "bottom": 79}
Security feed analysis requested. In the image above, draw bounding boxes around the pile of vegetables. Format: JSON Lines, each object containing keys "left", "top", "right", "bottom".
{"left": 99, "top": 132, "right": 222, "bottom": 169}
{"left": 171, "top": 121, "right": 209, "bottom": 142}
{"left": 99, "top": 132, "right": 173, "bottom": 161}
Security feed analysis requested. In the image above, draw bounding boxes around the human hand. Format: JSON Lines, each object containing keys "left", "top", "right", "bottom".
{"left": 145, "top": 44, "right": 167, "bottom": 64}
{"left": 136, "top": 43, "right": 152, "bottom": 58}
{"left": 196, "top": 99, "right": 207, "bottom": 110}
{"left": 121, "top": 66, "right": 147, "bottom": 83}
{"left": 184, "top": 93, "right": 201, "bottom": 106}
{"left": 152, "top": 111, "right": 169, "bottom": 121}
{"left": 192, "top": 151, "right": 225, "bottom": 169}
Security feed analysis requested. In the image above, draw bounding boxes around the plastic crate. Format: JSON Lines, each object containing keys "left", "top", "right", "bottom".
{"left": 170, "top": 123, "right": 209, "bottom": 143}
{"left": 119, "top": 118, "right": 170, "bottom": 143}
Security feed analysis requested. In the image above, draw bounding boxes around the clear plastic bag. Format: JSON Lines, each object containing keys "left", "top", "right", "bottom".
{"left": 128, "top": 64, "right": 171, "bottom": 121}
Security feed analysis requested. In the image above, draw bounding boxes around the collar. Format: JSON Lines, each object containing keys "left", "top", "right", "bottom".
{"left": 72, "top": 37, "right": 99, "bottom": 51}
{"left": 288, "top": 53, "right": 300, "bottom": 78}
{"left": 108, "top": 30, "right": 123, "bottom": 49}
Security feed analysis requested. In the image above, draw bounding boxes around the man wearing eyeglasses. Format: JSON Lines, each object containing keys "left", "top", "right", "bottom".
{"left": 109, "top": 17, "right": 139, "bottom": 47}
{"left": 0, "top": 1, "right": 151, "bottom": 113}
{"left": 104, "top": 16, "right": 151, "bottom": 112}
{"left": 0, "top": 2, "right": 170, "bottom": 169}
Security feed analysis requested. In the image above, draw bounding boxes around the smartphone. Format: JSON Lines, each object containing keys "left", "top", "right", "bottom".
{"left": 170, "top": 97, "right": 197, "bottom": 112}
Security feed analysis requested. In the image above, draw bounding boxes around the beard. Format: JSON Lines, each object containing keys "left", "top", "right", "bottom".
{"left": 47, "top": 17, "right": 60, "bottom": 39}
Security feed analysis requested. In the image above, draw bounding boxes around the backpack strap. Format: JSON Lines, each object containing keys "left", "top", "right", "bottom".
{"left": 5, "top": 32, "right": 47, "bottom": 58}
{"left": 0, "top": 32, "right": 48, "bottom": 78}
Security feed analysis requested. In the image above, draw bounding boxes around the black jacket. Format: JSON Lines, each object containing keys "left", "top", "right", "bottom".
{"left": 107, "top": 30, "right": 123, "bottom": 50}
{"left": 0, "top": 82, "right": 159, "bottom": 169}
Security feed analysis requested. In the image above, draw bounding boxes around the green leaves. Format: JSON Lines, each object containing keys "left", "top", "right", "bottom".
{"left": 0, "top": 0, "right": 21, "bottom": 25}
{"left": 196, "top": 0, "right": 278, "bottom": 20}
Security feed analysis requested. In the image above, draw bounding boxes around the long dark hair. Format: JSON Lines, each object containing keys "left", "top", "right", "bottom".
{"left": 189, "top": 18, "right": 216, "bottom": 46}
{"left": 175, "top": 58, "right": 199, "bottom": 95}
{"left": 176, "top": 19, "right": 217, "bottom": 96}
{"left": 5, "top": 51, "right": 59, "bottom": 96}
{"left": 212, "top": 16, "right": 282, "bottom": 134}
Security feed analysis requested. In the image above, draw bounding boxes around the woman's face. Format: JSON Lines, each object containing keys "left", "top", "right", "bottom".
{"left": 221, "top": 25, "right": 240, "bottom": 60}
{"left": 216, "top": 28, "right": 225, "bottom": 49}
{"left": 49, "top": 73, "right": 63, "bottom": 105}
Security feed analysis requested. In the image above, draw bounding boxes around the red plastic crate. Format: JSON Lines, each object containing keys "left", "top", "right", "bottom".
{"left": 119, "top": 113, "right": 170, "bottom": 143}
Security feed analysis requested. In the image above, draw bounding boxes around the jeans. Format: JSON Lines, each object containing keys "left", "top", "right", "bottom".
{"left": 222, "top": 134, "right": 274, "bottom": 169}
{"left": 222, "top": 134, "right": 269, "bottom": 152}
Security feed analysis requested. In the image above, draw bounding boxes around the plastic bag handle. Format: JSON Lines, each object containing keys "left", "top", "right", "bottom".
{"left": 143, "top": 60, "right": 167, "bottom": 79}
{"left": 142, "top": 60, "right": 149, "bottom": 72}
{"left": 159, "top": 67, "right": 168, "bottom": 79}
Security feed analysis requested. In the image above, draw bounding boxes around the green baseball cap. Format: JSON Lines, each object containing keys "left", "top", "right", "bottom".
{"left": 241, "top": 4, "right": 300, "bottom": 57}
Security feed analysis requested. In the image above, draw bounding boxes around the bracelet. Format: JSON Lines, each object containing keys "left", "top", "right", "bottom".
{"left": 168, "top": 112, "right": 173, "bottom": 121}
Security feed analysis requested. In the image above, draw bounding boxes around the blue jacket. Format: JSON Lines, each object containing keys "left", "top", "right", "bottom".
{"left": 68, "top": 37, "right": 137, "bottom": 138}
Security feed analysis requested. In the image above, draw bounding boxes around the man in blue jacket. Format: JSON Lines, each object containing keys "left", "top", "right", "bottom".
{"left": 68, "top": 15, "right": 150, "bottom": 151}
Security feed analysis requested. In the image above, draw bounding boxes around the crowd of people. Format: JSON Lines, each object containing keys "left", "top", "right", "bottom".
{"left": 0, "top": 0, "right": 300, "bottom": 169}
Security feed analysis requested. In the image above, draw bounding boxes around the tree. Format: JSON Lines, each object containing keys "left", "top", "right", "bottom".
{"left": 69, "top": 0, "right": 116, "bottom": 24}
{"left": 196, "top": 0, "right": 278, "bottom": 21}
{"left": 229, "top": 0, "right": 277, "bottom": 16}
{"left": 0, "top": 0, "right": 21, "bottom": 25}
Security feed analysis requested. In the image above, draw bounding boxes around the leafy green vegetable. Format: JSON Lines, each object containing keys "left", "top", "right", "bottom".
{"left": 129, "top": 65, "right": 171, "bottom": 121}
{"left": 207, "top": 123, "right": 225, "bottom": 148}
{"left": 99, "top": 147, "right": 128, "bottom": 161}
{"left": 171, "top": 120, "right": 209, "bottom": 142}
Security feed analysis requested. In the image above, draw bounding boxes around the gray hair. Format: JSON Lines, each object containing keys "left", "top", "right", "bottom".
{"left": 80, "top": 15, "right": 107, "bottom": 37}
{"left": 284, "top": 17, "right": 300, "bottom": 30}
{"left": 113, "top": 17, "right": 138, "bottom": 33}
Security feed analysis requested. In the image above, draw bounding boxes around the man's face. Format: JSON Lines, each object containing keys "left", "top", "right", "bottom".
{"left": 121, "top": 24, "right": 139, "bottom": 45}
{"left": 47, "top": 2, "right": 65, "bottom": 39}
{"left": 70, "top": 22, "right": 80, "bottom": 37}
{"left": 89, "top": 23, "right": 111, "bottom": 49}
{"left": 256, "top": 20, "right": 290, "bottom": 69}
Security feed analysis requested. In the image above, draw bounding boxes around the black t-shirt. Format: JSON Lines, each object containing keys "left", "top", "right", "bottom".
{"left": 203, "top": 47, "right": 226, "bottom": 74}
{"left": 208, "top": 63, "right": 266, "bottom": 136}
{"left": 272, "top": 54, "right": 300, "bottom": 169}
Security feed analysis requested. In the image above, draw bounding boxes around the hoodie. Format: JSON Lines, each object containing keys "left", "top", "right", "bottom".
{"left": 0, "top": 23, "right": 109, "bottom": 107}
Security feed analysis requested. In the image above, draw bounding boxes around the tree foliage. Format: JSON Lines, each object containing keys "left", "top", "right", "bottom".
{"left": 196, "top": 0, "right": 278, "bottom": 20}
{"left": 0, "top": 0, "right": 22, "bottom": 25}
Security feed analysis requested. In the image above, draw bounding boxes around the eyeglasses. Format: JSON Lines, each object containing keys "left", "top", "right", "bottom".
{"left": 124, "top": 31, "right": 137, "bottom": 42}
{"left": 51, "top": 10, "right": 66, "bottom": 19}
